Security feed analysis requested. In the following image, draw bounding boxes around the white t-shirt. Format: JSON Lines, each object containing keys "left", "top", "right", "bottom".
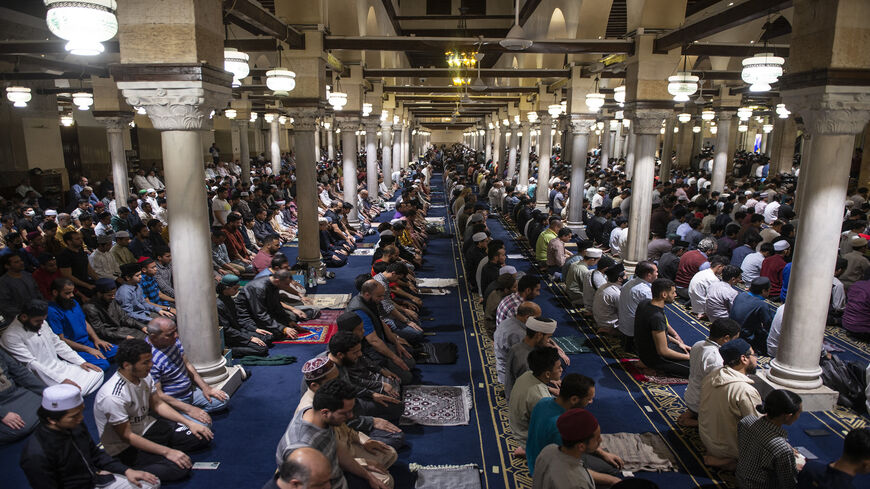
{"left": 211, "top": 197, "right": 231, "bottom": 224}
{"left": 95, "top": 372, "right": 158, "bottom": 455}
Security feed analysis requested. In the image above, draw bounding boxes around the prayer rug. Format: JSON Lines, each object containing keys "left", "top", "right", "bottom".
{"left": 416, "top": 342, "right": 458, "bottom": 364}
{"left": 551, "top": 336, "right": 592, "bottom": 354}
{"left": 419, "top": 287, "right": 452, "bottom": 296}
{"left": 619, "top": 359, "right": 689, "bottom": 385}
{"left": 307, "top": 294, "right": 352, "bottom": 309}
{"left": 409, "top": 463, "right": 482, "bottom": 489}
{"left": 357, "top": 242, "right": 376, "bottom": 249}
{"left": 416, "top": 278, "right": 459, "bottom": 288}
{"left": 352, "top": 248, "right": 376, "bottom": 256}
{"left": 600, "top": 433, "right": 677, "bottom": 472}
{"left": 273, "top": 310, "right": 341, "bottom": 344}
{"left": 506, "top": 253, "right": 525, "bottom": 260}
{"left": 400, "top": 385, "right": 472, "bottom": 426}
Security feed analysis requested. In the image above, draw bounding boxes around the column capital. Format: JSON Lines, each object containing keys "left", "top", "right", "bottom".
{"left": 380, "top": 121, "right": 393, "bottom": 131}
{"left": 569, "top": 116, "right": 596, "bottom": 134}
{"left": 782, "top": 85, "right": 870, "bottom": 136}
{"left": 231, "top": 119, "right": 249, "bottom": 129}
{"left": 629, "top": 109, "right": 672, "bottom": 135}
{"left": 520, "top": 121, "right": 531, "bottom": 130}
{"left": 717, "top": 111, "right": 734, "bottom": 121}
{"left": 119, "top": 81, "right": 230, "bottom": 131}
{"left": 291, "top": 107, "right": 320, "bottom": 131}
{"left": 510, "top": 122, "right": 520, "bottom": 130}
{"left": 337, "top": 118, "right": 360, "bottom": 132}
{"left": 95, "top": 114, "right": 134, "bottom": 131}
{"left": 363, "top": 117, "right": 380, "bottom": 132}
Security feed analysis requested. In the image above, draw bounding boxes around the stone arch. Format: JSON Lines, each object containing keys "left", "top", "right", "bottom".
{"left": 365, "top": 5, "right": 380, "bottom": 67}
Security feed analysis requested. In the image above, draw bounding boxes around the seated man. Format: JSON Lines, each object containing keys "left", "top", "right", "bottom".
{"left": 495, "top": 302, "right": 541, "bottom": 385}
{"left": 504, "top": 317, "right": 557, "bottom": 399}
{"left": 704, "top": 265, "right": 741, "bottom": 321}
{"left": 47, "top": 278, "right": 118, "bottom": 370}
{"left": 617, "top": 261, "right": 658, "bottom": 352}
{"left": 216, "top": 275, "right": 271, "bottom": 358}
{"left": 94, "top": 339, "right": 212, "bottom": 482}
{"left": 139, "top": 258, "right": 174, "bottom": 308}
{"left": 509, "top": 347, "right": 562, "bottom": 450}
{"left": 565, "top": 248, "right": 602, "bottom": 307}
{"left": 116, "top": 263, "right": 174, "bottom": 324}
{"left": 327, "top": 332, "right": 403, "bottom": 423}
{"left": 698, "top": 338, "right": 761, "bottom": 469}
{"left": 634, "top": 278, "right": 691, "bottom": 377}
{"left": 276, "top": 378, "right": 391, "bottom": 489}
{"left": 82, "top": 278, "right": 147, "bottom": 344}
{"left": 532, "top": 408, "right": 601, "bottom": 489}
{"left": 679, "top": 318, "right": 741, "bottom": 428}
{"left": 20, "top": 384, "right": 159, "bottom": 489}
{"left": 484, "top": 272, "right": 517, "bottom": 338}
{"left": 372, "top": 262, "right": 423, "bottom": 344}
{"left": 796, "top": 427, "right": 870, "bottom": 489}
{"left": 0, "top": 299, "right": 104, "bottom": 395}
{"left": 146, "top": 317, "right": 229, "bottom": 415}
{"left": 0, "top": 348, "right": 44, "bottom": 444}
{"left": 688, "top": 255, "right": 731, "bottom": 320}
{"left": 235, "top": 270, "right": 307, "bottom": 340}
{"left": 525, "top": 374, "right": 622, "bottom": 485}
{"left": 266, "top": 447, "right": 332, "bottom": 489}
{"left": 592, "top": 263, "right": 624, "bottom": 335}
{"left": 319, "top": 218, "right": 349, "bottom": 268}
{"left": 730, "top": 277, "right": 775, "bottom": 354}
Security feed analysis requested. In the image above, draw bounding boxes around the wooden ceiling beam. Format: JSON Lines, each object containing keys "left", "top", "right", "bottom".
{"left": 325, "top": 37, "right": 633, "bottom": 55}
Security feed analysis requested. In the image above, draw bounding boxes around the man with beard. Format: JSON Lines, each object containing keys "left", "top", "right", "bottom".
{"left": 82, "top": 278, "right": 147, "bottom": 344}
{"left": 0, "top": 299, "right": 104, "bottom": 395}
{"left": 46, "top": 278, "right": 117, "bottom": 370}
{"left": 216, "top": 274, "right": 271, "bottom": 358}
{"left": 235, "top": 270, "right": 306, "bottom": 340}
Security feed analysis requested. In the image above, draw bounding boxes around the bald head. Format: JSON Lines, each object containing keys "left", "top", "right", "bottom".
{"left": 515, "top": 302, "right": 541, "bottom": 321}
{"left": 279, "top": 447, "right": 332, "bottom": 489}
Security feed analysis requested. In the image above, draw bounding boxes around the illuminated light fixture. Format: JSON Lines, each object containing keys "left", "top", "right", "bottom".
{"left": 478, "top": 129, "right": 485, "bottom": 135}
{"left": 451, "top": 77, "right": 471, "bottom": 86}
{"left": 776, "top": 103, "right": 790, "bottom": 119}
{"left": 224, "top": 48, "right": 250, "bottom": 88}
{"left": 763, "top": 123, "right": 774, "bottom": 133}
{"left": 502, "top": 118, "right": 509, "bottom": 126}
{"left": 488, "top": 122, "right": 494, "bottom": 129}
{"left": 585, "top": 92, "right": 605, "bottom": 112}
{"left": 129, "top": 120, "right": 135, "bottom": 128}
{"left": 380, "top": 110, "right": 388, "bottom": 121}
{"left": 323, "top": 122, "right": 330, "bottom": 130}
{"left": 622, "top": 119, "right": 630, "bottom": 128}
{"left": 224, "top": 109, "right": 237, "bottom": 119}
{"left": 701, "top": 110, "right": 715, "bottom": 121}
{"left": 613, "top": 85, "right": 625, "bottom": 105}
{"left": 660, "top": 127, "right": 665, "bottom": 135}
{"left": 596, "top": 121, "right": 604, "bottom": 130}
{"left": 6, "top": 86, "right": 31, "bottom": 107}
{"left": 737, "top": 106, "right": 753, "bottom": 121}
{"left": 72, "top": 92, "right": 93, "bottom": 110}
{"left": 673, "top": 126, "right": 679, "bottom": 133}
{"left": 741, "top": 52, "right": 784, "bottom": 92}
{"left": 609, "top": 120, "right": 619, "bottom": 130}
{"left": 60, "top": 114, "right": 74, "bottom": 126}
{"left": 362, "top": 103, "right": 372, "bottom": 117}
{"left": 393, "top": 115, "right": 399, "bottom": 125}
{"left": 278, "top": 115, "right": 287, "bottom": 125}
{"left": 44, "top": 0, "right": 118, "bottom": 56}
{"left": 615, "top": 110, "right": 624, "bottom": 120}
{"left": 527, "top": 111, "right": 538, "bottom": 123}
{"left": 135, "top": 106, "right": 146, "bottom": 115}
{"left": 677, "top": 112, "right": 691, "bottom": 123}
{"left": 738, "top": 124, "right": 748, "bottom": 132}
{"left": 500, "top": 0, "right": 533, "bottom": 50}
{"left": 328, "top": 77, "right": 347, "bottom": 111}
{"left": 265, "top": 68, "right": 296, "bottom": 95}
{"left": 692, "top": 125, "right": 701, "bottom": 133}
{"left": 667, "top": 71, "right": 699, "bottom": 102}
{"left": 594, "top": 129, "right": 601, "bottom": 135}
{"left": 264, "top": 113, "right": 277, "bottom": 123}
{"left": 548, "top": 104, "right": 561, "bottom": 117}
{"left": 209, "top": 110, "right": 215, "bottom": 119}
{"left": 710, "top": 126, "right": 718, "bottom": 135}
{"left": 560, "top": 100, "right": 567, "bottom": 114}
{"left": 250, "top": 112, "right": 258, "bottom": 122}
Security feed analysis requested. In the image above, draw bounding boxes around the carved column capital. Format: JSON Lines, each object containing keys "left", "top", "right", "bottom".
{"left": 96, "top": 115, "right": 134, "bottom": 132}
{"left": 782, "top": 85, "right": 870, "bottom": 136}
{"left": 337, "top": 117, "right": 360, "bottom": 132}
{"left": 569, "top": 116, "right": 596, "bottom": 134}
{"left": 380, "top": 121, "right": 393, "bottom": 132}
{"left": 118, "top": 81, "right": 231, "bottom": 131}
{"left": 363, "top": 116, "right": 380, "bottom": 132}
{"left": 290, "top": 107, "right": 320, "bottom": 132}
{"left": 630, "top": 109, "right": 672, "bottom": 135}
{"left": 717, "top": 111, "right": 734, "bottom": 121}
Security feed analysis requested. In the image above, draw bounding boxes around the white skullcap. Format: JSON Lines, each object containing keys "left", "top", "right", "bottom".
{"left": 525, "top": 317, "right": 557, "bottom": 334}
{"left": 744, "top": 190, "right": 753, "bottom": 196}
{"left": 41, "top": 384, "right": 83, "bottom": 412}
{"left": 773, "top": 240, "right": 790, "bottom": 251}
{"left": 390, "top": 219, "right": 403, "bottom": 225}
{"left": 45, "top": 209, "right": 58, "bottom": 216}
{"left": 380, "top": 230, "right": 394, "bottom": 236}
{"left": 472, "top": 232, "right": 488, "bottom": 242}
{"left": 585, "top": 248, "right": 603, "bottom": 258}
{"left": 275, "top": 200, "right": 286, "bottom": 205}
{"left": 499, "top": 265, "right": 517, "bottom": 275}
{"left": 147, "top": 188, "right": 155, "bottom": 193}
{"left": 597, "top": 186, "right": 606, "bottom": 192}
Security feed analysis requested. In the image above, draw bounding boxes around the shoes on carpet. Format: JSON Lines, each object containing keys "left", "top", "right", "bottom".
{"left": 316, "top": 277, "right": 327, "bottom": 285}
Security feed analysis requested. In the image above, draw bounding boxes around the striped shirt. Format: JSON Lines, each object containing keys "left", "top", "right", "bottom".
{"left": 276, "top": 407, "right": 347, "bottom": 489}
{"left": 736, "top": 415, "right": 797, "bottom": 489}
{"left": 140, "top": 274, "right": 170, "bottom": 306}
{"left": 147, "top": 338, "right": 192, "bottom": 400}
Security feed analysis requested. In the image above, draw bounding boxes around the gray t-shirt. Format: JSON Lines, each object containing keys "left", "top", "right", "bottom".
{"left": 276, "top": 408, "right": 347, "bottom": 489}
{"left": 504, "top": 341, "right": 534, "bottom": 399}
{"left": 532, "top": 443, "right": 594, "bottom": 489}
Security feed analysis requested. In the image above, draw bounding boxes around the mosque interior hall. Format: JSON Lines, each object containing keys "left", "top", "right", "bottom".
{"left": 2, "top": 0, "right": 870, "bottom": 488}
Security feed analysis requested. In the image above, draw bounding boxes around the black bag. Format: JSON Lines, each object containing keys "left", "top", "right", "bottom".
{"left": 820, "top": 355, "right": 867, "bottom": 412}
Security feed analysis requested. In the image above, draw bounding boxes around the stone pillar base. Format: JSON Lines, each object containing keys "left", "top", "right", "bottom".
{"left": 565, "top": 222, "right": 587, "bottom": 240}
{"left": 752, "top": 370, "right": 837, "bottom": 412}
{"left": 622, "top": 259, "right": 638, "bottom": 277}
{"left": 214, "top": 364, "right": 246, "bottom": 397}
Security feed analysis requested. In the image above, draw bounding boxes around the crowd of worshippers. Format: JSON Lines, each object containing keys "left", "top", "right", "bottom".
{"left": 442, "top": 141, "right": 870, "bottom": 489}
{"left": 0, "top": 139, "right": 438, "bottom": 486}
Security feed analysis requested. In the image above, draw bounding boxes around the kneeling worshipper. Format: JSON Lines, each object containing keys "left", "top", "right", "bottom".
{"left": 266, "top": 447, "right": 333, "bottom": 489}
{"left": 736, "top": 389, "right": 804, "bottom": 489}
{"left": 296, "top": 358, "right": 397, "bottom": 489}
{"left": 82, "top": 279, "right": 148, "bottom": 344}
{"left": 504, "top": 317, "right": 558, "bottom": 399}
{"left": 633, "top": 279, "right": 691, "bottom": 378}
{"left": 509, "top": 347, "right": 563, "bottom": 454}
{"left": 20, "top": 384, "right": 160, "bottom": 489}
{"left": 679, "top": 318, "right": 741, "bottom": 428}
{"left": 47, "top": 278, "right": 118, "bottom": 370}
{"left": 730, "top": 277, "right": 775, "bottom": 355}
{"left": 234, "top": 270, "right": 307, "bottom": 340}
{"left": 532, "top": 408, "right": 601, "bottom": 489}
{"left": 525, "top": 374, "right": 623, "bottom": 486}
{"left": 494, "top": 302, "right": 541, "bottom": 385}
{"left": 0, "top": 299, "right": 104, "bottom": 396}
{"left": 216, "top": 274, "right": 272, "bottom": 358}
{"left": 0, "top": 348, "right": 45, "bottom": 444}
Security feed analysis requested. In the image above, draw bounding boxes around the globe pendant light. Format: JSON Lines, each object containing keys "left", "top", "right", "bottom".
{"left": 776, "top": 103, "right": 790, "bottom": 119}
{"left": 44, "top": 0, "right": 118, "bottom": 56}
{"left": 278, "top": 115, "right": 287, "bottom": 125}
{"left": 250, "top": 112, "right": 258, "bottom": 122}
{"left": 60, "top": 114, "right": 74, "bottom": 127}
{"left": 6, "top": 87, "right": 31, "bottom": 107}
{"left": 596, "top": 121, "right": 604, "bottom": 130}
{"left": 224, "top": 109, "right": 237, "bottom": 119}
{"left": 500, "top": 0, "right": 533, "bottom": 51}
{"left": 677, "top": 112, "right": 691, "bottom": 123}
{"left": 701, "top": 110, "right": 715, "bottom": 121}
{"left": 622, "top": 119, "right": 630, "bottom": 128}
{"left": 264, "top": 113, "right": 276, "bottom": 123}
{"left": 668, "top": 58, "right": 699, "bottom": 102}
{"left": 692, "top": 125, "right": 701, "bottom": 133}
{"left": 328, "top": 77, "right": 347, "bottom": 111}
{"left": 615, "top": 110, "right": 624, "bottom": 120}
{"left": 613, "top": 85, "right": 625, "bottom": 105}
{"left": 738, "top": 124, "right": 748, "bottom": 132}
{"left": 737, "top": 106, "right": 753, "bottom": 121}
{"left": 710, "top": 126, "right": 718, "bottom": 135}
{"left": 362, "top": 103, "right": 372, "bottom": 117}
{"left": 266, "top": 68, "right": 296, "bottom": 95}
{"left": 72, "top": 92, "right": 93, "bottom": 110}
{"left": 547, "top": 104, "right": 561, "bottom": 117}
{"left": 763, "top": 123, "right": 774, "bottom": 133}
{"left": 527, "top": 111, "right": 538, "bottom": 123}
{"left": 224, "top": 48, "right": 250, "bottom": 88}
{"left": 741, "top": 52, "right": 784, "bottom": 92}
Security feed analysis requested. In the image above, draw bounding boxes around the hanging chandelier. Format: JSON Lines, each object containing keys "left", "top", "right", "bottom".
{"left": 622, "top": 119, "right": 630, "bottom": 128}
{"left": 224, "top": 48, "right": 250, "bottom": 87}
{"left": 596, "top": 121, "right": 604, "bottom": 130}
{"left": 72, "top": 92, "right": 93, "bottom": 110}
{"left": 763, "top": 123, "right": 774, "bottom": 133}
{"left": 266, "top": 68, "right": 296, "bottom": 95}
{"left": 776, "top": 103, "right": 790, "bottom": 118}
{"left": 44, "top": 0, "right": 118, "bottom": 56}
{"left": 677, "top": 112, "right": 691, "bottom": 123}
{"left": 710, "top": 126, "right": 718, "bottom": 135}
{"left": 701, "top": 110, "right": 715, "bottom": 121}
{"left": 667, "top": 65, "right": 699, "bottom": 102}
{"left": 527, "top": 111, "right": 538, "bottom": 123}
{"left": 60, "top": 114, "right": 74, "bottom": 127}
{"left": 737, "top": 106, "right": 753, "bottom": 121}
{"left": 738, "top": 124, "right": 748, "bottom": 132}
{"left": 547, "top": 104, "right": 561, "bottom": 117}
{"left": 362, "top": 103, "right": 372, "bottom": 117}
{"left": 279, "top": 115, "right": 287, "bottom": 125}
{"left": 6, "top": 87, "right": 31, "bottom": 107}
{"left": 692, "top": 125, "right": 701, "bottom": 133}
{"left": 586, "top": 78, "right": 605, "bottom": 112}
{"left": 328, "top": 77, "right": 347, "bottom": 111}
{"left": 613, "top": 85, "right": 625, "bottom": 105}
{"left": 224, "top": 109, "right": 237, "bottom": 119}
{"left": 264, "top": 113, "right": 277, "bottom": 123}
{"left": 741, "top": 52, "right": 784, "bottom": 92}
{"left": 380, "top": 110, "right": 388, "bottom": 122}
{"left": 250, "top": 112, "right": 258, "bottom": 122}
{"left": 615, "top": 110, "right": 624, "bottom": 120}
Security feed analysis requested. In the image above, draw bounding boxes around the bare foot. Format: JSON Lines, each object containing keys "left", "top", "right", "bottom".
{"left": 512, "top": 447, "right": 526, "bottom": 459}
{"left": 677, "top": 410, "right": 699, "bottom": 427}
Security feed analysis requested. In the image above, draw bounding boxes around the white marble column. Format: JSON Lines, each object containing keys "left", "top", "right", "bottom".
{"left": 403, "top": 124, "right": 411, "bottom": 167}
{"left": 99, "top": 116, "right": 133, "bottom": 208}
{"left": 624, "top": 110, "right": 671, "bottom": 273}
{"left": 121, "top": 83, "right": 237, "bottom": 387}
{"left": 567, "top": 117, "right": 595, "bottom": 228}
{"left": 613, "top": 122, "right": 624, "bottom": 159}
{"left": 599, "top": 120, "right": 611, "bottom": 170}
{"left": 659, "top": 117, "right": 675, "bottom": 181}
{"left": 493, "top": 124, "right": 502, "bottom": 171}
{"left": 294, "top": 109, "right": 324, "bottom": 269}
{"left": 270, "top": 118, "right": 281, "bottom": 175}
{"left": 234, "top": 120, "right": 251, "bottom": 187}
{"left": 381, "top": 122, "right": 393, "bottom": 189}
{"left": 485, "top": 128, "right": 492, "bottom": 162}
{"left": 364, "top": 118, "right": 379, "bottom": 200}
{"left": 535, "top": 113, "right": 553, "bottom": 209}
{"left": 314, "top": 124, "right": 321, "bottom": 160}
{"left": 767, "top": 86, "right": 870, "bottom": 394}
{"left": 326, "top": 124, "right": 335, "bottom": 161}
{"left": 625, "top": 125, "right": 637, "bottom": 180}
{"left": 711, "top": 112, "right": 733, "bottom": 193}
{"left": 392, "top": 124, "right": 402, "bottom": 174}
{"left": 339, "top": 118, "right": 359, "bottom": 226}
{"left": 518, "top": 121, "right": 531, "bottom": 192}
{"left": 507, "top": 122, "right": 519, "bottom": 183}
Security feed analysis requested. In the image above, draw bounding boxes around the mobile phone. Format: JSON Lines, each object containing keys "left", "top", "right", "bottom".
{"left": 192, "top": 462, "right": 220, "bottom": 470}
{"left": 804, "top": 429, "right": 829, "bottom": 437}
{"left": 795, "top": 446, "right": 818, "bottom": 460}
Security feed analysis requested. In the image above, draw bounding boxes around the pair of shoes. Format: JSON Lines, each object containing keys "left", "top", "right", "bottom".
{"left": 316, "top": 277, "right": 327, "bottom": 285}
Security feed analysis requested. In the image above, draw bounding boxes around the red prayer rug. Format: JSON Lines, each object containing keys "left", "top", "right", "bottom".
{"left": 619, "top": 359, "right": 689, "bottom": 385}
{"left": 273, "top": 309, "right": 341, "bottom": 344}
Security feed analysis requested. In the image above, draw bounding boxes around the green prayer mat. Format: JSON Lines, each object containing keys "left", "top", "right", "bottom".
{"left": 551, "top": 336, "right": 592, "bottom": 354}
{"left": 235, "top": 355, "right": 297, "bottom": 366}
